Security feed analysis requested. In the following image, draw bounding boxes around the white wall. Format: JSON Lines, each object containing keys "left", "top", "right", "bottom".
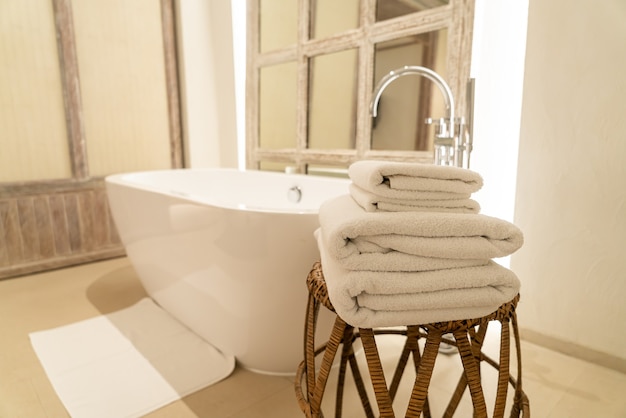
{"left": 472, "top": 0, "right": 626, "bottom": 368}
{"left": 176, "top": 0, "right": 238, "bottom": 168}
{"left": 469, "top": 0, "right": 528, "bottom": 224}
{"left": 512, "top": 0, "right": 626, "bottom": 366}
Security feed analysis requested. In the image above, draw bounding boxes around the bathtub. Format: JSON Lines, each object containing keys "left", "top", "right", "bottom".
{"left": 105, "top": 168, "right": 350, "bottom": 375}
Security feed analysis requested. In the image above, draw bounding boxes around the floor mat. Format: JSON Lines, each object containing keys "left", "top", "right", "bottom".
{"left": 30, "top": 298, "right": 235, "bottom": 418}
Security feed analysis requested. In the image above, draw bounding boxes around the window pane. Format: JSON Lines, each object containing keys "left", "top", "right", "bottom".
{"left": 307, "top": 164, "right": 349, "bottom": 179}
{"left": 376, "top": 0, "right": 449, "bottom": 22}
{"left": 260, "top": 0, "right": 297, "bottom": 52}
{"left": 308, "top": 49, "right": 358, "bottom": 150}
{"left": 259, "top": 161, "right": 291, "bottom": 172}
{"left": 311, "top": 0, "right": 359, "bottom": 39}
{"left": 259, "top": 62, "right": 298, "bottom": 149}
{"left": 371, "top": 29, "right": 448, "bottom": 151}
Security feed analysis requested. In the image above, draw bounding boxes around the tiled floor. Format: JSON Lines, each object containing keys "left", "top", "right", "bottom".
{"left": 1, "top": 257, "right": 625, "bottom": 417}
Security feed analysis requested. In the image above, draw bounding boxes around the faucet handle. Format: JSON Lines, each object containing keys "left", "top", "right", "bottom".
{"left": 425, "top": 117, "right": 453, "bottom": 139}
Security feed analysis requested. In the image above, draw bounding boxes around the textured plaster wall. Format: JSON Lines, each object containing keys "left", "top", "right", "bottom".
{"left": 512, "top": 0, "right": 626, "bottom": 361}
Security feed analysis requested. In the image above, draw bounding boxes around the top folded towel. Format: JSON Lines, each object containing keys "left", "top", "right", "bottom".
{"left": 348, "top": 160, "right": 483, "bottom": 199}
{"left": 350, "top": 183, "right": 481, "bottom": 214}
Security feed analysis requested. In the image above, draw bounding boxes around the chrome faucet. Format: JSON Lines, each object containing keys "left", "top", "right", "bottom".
{"left": 370, "top": 65, "right": 471, "bottom": 167}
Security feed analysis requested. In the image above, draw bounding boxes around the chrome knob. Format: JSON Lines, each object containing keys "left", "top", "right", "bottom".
{"left": 287, "top": 186, "right": 302, "bottom": 203}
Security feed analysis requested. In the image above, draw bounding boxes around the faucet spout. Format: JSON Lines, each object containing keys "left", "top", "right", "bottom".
{"left": 370, "top": 65, "right": 455, "bottom": 139}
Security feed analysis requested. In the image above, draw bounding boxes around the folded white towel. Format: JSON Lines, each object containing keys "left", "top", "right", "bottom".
{"left": 350, "top": 183, "right": 481, "bottom": 214}
{"left": 348, "top": 160, "right": 483, "bottom": 199}
{"left": 316, "top": 232, "right": 521, "bottom": 328}
{"left": 318, "top": 195, "right": 523, "bottom": 272}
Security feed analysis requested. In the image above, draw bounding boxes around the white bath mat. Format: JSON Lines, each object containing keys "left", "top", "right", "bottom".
{"left": 30, "top": 298, "right": 235, "bottom": 418}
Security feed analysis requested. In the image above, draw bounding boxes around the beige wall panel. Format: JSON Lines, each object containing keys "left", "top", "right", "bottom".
{"left": 513, "top": 0, "right": 626, "bottom": 363}
{"left": 0, "top": 0, "right": 71, "bottom": 182}
{"left": 72, "top": 0, "right": 171, "bottom": 176}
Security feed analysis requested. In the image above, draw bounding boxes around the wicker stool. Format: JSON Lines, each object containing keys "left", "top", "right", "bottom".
{"left": 295, "top": 262, "right": 530, "bottom": 417}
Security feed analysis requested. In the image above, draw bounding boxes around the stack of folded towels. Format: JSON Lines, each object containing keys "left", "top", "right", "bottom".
{"left": 315, "top": 160, "right": 524, "bottom": 328}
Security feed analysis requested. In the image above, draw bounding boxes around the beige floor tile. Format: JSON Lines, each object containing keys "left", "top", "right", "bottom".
{"left": 228, "top": 384, "right": 303, "bottom": 418}
{"left": 545, "top": 362, "right": 626, "bottom": 417}
{"left": 162, "top": 367, "right": 293, "bottom": 418}
{"left": 518, "top": 340, "right": 587, "bottom": 415}
{"left": 2, "top": 258, "right": 626, "bottom": 417}
{"left": 138, "top": 401, "right": 198, "bottom": 418}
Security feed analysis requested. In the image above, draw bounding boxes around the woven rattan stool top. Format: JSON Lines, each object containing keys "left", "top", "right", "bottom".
{"left": 296, "top": 261, "right": 530, "bottom": 417}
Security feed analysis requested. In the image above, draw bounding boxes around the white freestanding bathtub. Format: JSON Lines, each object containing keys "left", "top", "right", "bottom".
{"left": 105, "top": 168, "right": 350, "bottom": 375}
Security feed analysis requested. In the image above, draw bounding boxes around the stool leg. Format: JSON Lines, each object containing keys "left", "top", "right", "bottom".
{"left": 443, "top": 373, "right": 467, "bottom": 418}
{"left": 493, "top": 320, "right": 511, "bottom": 418}
{"left": 336, "top": 325, "right": 376, "bottom": 418}
{"left": 335, "top": 326, "right": 353, "bottom": 417}
{"left": 341, "top": 331, "right": 376, "bottom": 418}
{"left": 386, "top": 326, "right": 433, "bottom": 417}
{"left": 406, "top": 330, "right": 442, "bottom": 418}
{"left": 510, "top": 312, "right": 530, "bottom": 417}
{"left": 304, "top": 292, "right": 320, "bottom": 403}
{"left": 360, "top": 328, "right": 396, "bottom": 417}
{"left": 443, "top": 324, "right": 490, "bottom": 417}
{"left": 389, "top": 326, "right": 418, "bottom": 399}
{"left": 310, "top": 316, "right": 350, "bottom": 415}
{"left": 454, "top": 330, "right": 488, "bottom": 417}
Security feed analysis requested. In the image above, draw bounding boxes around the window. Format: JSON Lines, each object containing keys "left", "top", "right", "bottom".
{"left": 246, "top": 0, "right": 475, "bottom": 173}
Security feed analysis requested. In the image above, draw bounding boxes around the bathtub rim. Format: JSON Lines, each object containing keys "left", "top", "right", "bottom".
{"left": 105, "top": 167, "right": 350, "bottom": 215}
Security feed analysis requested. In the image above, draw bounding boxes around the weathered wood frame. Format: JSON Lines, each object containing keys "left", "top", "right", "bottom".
{"left": 0, "top": 0, "right": 183, "bottom": 279}
{"left": 246, "top": 0, "right": 475, "bottom": 171}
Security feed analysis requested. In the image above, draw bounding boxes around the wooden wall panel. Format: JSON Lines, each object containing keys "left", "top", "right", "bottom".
{"left": 0, "top": 183, "right": 124, "bottom": 280}
{"left": 33, "top": 196, "right": 55, "bottom": 259}
{"left": 49, "top": 194, "right": 71, "bottom": 257}
{"left": 92, "top": 189, "right": 109, "bottom": 249}
{"left": 0, "top": 203, "right": 8, "bottom": 267}
{"left": 17, "top": 198, "right": 37, "bottom": 261}
{"left": 77, "top": 192, "right": 94, "bottom": 252}
{"left": 64, "top": 194, "right": 81, "bottom": 252}
{"left": 1, "top": 201, "right": 22, "bottom": 265}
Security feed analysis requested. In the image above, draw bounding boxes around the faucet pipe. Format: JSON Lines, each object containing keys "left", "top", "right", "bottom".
{"left": 370, "top": 65, "right": 455, "bottom": 139}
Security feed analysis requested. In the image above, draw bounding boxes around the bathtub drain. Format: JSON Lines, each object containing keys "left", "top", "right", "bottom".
{"left": 288, "top": 186, "right": 302, "bottom": 203}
